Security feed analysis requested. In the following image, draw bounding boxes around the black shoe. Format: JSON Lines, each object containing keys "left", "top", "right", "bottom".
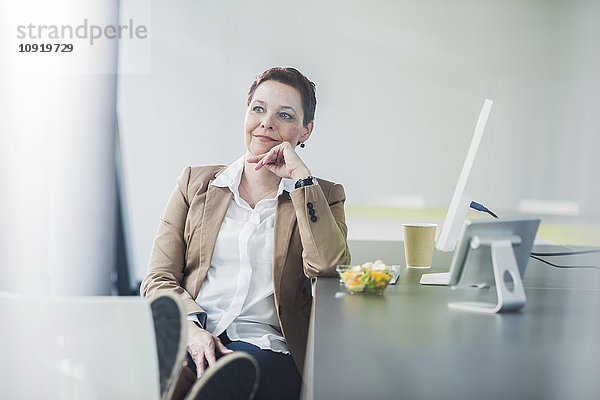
{"left": 184, "top": 352, "right": 260, "bottom": 400}
{"left": 150, "top": 293, "right": 187, "bottom": 400}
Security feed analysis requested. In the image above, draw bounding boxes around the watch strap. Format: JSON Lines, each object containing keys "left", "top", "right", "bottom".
{"left": 295, "top": 176, "right": 317, "bottom": 189}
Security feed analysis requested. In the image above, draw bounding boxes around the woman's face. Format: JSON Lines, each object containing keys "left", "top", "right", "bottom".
{"left": 244, "top": 80, "right": 312, "bottom": 156}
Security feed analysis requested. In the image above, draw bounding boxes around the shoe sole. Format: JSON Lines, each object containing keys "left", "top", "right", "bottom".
{"left": 184, "top": 352, "right": 259, "bottom": 400}
{"left": 150, "top": 293, "right": 187, "bottom": 400}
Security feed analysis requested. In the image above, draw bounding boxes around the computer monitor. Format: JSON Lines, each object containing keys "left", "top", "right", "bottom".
{"left": 436, "top": 99, "right": 494, "bottom": 252}
{"left": 446, "top": 217, "right": 540, "bottom": 313}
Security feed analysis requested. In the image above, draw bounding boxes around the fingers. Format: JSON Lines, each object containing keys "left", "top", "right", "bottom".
{"left": 258, "top": 147, "right": 279, "bottom": 167}
{"left": 216, "top": 338, "right": 233, "bottom": 355}
{"left": 247, "top": 152, "right": 269, "bottom": 171}
{"left": 191, "top": 345, "right": 216, "bottom": 378}
{"left": 194, "top": 352, "right": 206, "bottom": 378}
{"left": 189, "top": 340, "right": 232, "bottom": 379}
{"left": 255, "top": 145, "right": 285, "bottom": 170}
{"left": 186, "top": 342, "right": 205, "bottom": 378}
{"left": 204, "top": 345, "right": 217, "bottom": 368}
{"left": 247, "top": 142, "right": 305, "bottom": 178}
{"left": 186, "top": 326, "right": 224, "bottom": 379}
{"left": 246, "top": 154, "right": 265, "bottom": 164}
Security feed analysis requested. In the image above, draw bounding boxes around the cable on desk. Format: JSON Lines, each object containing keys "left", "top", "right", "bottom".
{"left": 468, "top": 200, "right": 600, "bottom": 268}
{"left": 530, "top": 255, "right": 600, "bottom": 270}
{"left": 530, "top": 249, "right": 600, "bottom": 257}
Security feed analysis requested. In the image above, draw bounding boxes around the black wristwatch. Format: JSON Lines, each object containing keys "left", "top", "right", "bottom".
{"left": 295, "top": 176, "right": 318, "bottom": 189}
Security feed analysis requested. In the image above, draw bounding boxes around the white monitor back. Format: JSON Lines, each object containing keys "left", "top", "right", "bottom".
{"left": 436, "top": 99, "right": 493, "bottom": 252}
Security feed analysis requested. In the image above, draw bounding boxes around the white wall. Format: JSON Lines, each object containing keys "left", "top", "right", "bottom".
{"left": 117, "top": 0, "right": 600, "bottom": 280}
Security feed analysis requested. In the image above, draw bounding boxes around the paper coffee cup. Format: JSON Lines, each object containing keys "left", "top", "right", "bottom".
{"left": 403, "top": 223, "right": 437, "bottom": 268}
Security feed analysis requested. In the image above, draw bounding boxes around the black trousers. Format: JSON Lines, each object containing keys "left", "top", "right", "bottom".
{"left": 186, "top": 332, "right": 302, "bottom": 400}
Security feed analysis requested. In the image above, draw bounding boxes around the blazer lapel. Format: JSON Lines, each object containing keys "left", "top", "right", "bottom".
{"left": 194, "top": 182, "right": 233, "bottom": 295}
{"left": 273, "top": 192, "right": 296, "bottom": 296}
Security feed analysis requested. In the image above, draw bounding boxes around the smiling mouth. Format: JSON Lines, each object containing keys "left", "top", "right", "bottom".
{"left": 254, "top": 134, "right": 278, "bottom": 142}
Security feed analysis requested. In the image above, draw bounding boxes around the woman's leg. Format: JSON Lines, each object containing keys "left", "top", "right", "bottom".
{"left": 184, "top": 340, "right": 302, "bottom": 400}
{"left": 225, "top": 341, "right": 302, "bottom": 400}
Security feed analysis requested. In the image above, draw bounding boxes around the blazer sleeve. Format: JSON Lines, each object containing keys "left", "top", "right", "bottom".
{"left": 140, "top": 166, "right": 206, "bottom": 315}
{"left": 289, "top": 182, "right": 351, "bottom": 277}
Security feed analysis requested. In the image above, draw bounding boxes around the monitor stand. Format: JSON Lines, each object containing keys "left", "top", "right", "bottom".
{"left": 419, "top": 271, "right": 451, "bottom": 285}
{"left": 448, "top": 238, "right": 526, "bottom": 313}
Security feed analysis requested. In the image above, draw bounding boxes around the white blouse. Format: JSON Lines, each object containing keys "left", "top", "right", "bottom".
{"left": 194, "top": 155, "right": 295, "bottom": 354}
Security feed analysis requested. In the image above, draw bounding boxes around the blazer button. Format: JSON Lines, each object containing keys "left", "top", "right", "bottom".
{"left": 311, "top": 215, "right": 318, "bottom": 222}
{"left": 306, "top": 202, "right": 313, "bottom": 209}
{"left": 278, "top": 304, "right": 282, "bottom": 316}
{"left": 309, "top": 209, "right": 315, "bottom": 216}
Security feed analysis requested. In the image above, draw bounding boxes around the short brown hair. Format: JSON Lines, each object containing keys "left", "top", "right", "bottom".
{"left": 247, "top": 67, "right": 316, "bottom": 126}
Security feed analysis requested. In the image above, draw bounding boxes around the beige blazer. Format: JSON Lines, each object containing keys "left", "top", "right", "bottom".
{"left": 141, "top": 165, "right": 351, "bottom": 373}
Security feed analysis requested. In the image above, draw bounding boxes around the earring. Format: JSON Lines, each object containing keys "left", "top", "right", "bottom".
{"left": 297, "top": 141, "right": 305, "bottom": 148}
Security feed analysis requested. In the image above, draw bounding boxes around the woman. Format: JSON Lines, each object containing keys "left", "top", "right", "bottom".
{"left": 142, "top": 67, "right": 350, "bottom": 399}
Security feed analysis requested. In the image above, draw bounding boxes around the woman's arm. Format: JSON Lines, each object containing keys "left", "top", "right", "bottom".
{"left": 290, "top": 181, "right": 351, "bottom": 278}
{"left": 140, "top": 166, "right": 205, "bottom": 315}
{"left": 141, "top": 166, "right": 232, "bottom": 377}
{"left": 247, "top": 142, "right": 351, "bottom": 277}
